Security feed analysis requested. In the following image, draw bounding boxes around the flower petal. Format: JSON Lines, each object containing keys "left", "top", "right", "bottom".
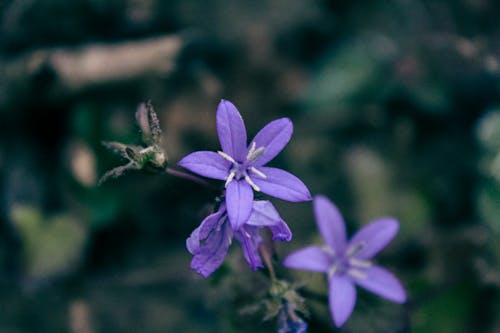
{"left": 283, "top": 246, "right": 331, "bottom": 272}
{"left": 216, "top": 100, "right": 247, "bottom": 162}
{"left": 348, "top": 218, "right": 399, "bottom": 259}
{"left": 186, "top": 208, "right": 225, "bottom": 254}
{"left": 250, "top": 118, "right": 293, "bottom": 166}
{"left": 252, "top": 167, "right": 311, "bottom": 202}
{"left": 190, "top": 217, "right": 233, "bottom": 278}
{"left": 225, "top": 180, "right": 254, "bottom": 230}
{"left": 313, "top": 195, "right": 347, "bottom": 255}
{"left": 246, "top": 200, "right": 292, "bottom": 241}
{"left": 277, "top": 305, "right": 308, "bottom": 333}
{"left": 353, "top": 265, "right": 406, "bottom": 303}
{"left": 235, "top": 225, "right": 264, "bottom": 270}
{"left": 329, "top": 274, "right": 357, "bottom": 327}
{"left": 178, "top": 151, "right": 230, "bottom": 180}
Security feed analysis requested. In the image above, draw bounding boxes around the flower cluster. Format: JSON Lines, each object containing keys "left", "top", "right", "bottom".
{"left": 175, "top": 100, "right": 406, "bottom": 329}
{"left": 179, "top": 100, "right": 311, "bottom": 275}
{"left": 101, "top": 99, "right": 407, "bottom": 329}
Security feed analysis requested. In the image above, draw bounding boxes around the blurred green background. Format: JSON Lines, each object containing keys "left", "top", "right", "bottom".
{"left": 0, "top": 0, "right": 499, "bottom": 332}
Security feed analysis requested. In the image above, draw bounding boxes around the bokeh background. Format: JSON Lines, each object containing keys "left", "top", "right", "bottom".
{"left": 0, "top": 0, "right": 499, "bottom": 332}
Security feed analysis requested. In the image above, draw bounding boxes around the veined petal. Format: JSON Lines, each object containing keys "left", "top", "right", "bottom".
{"left": 250, "top": 118, "right": 293, "bottom": 166}
{"left": 235, "top": 225, "right": 264, "bottom": 270}
{"left": 313, "top": 196, "right": 347, "bottom": 255}
{"left": 329, "top": 274, "right": 357, "bottom": 328}
{"left": 283, "top": 246, "right": 331, "bottom": 272}
{"left": 178, "top": 151, "right": 230, "bottom": 180}
{"left": 186, "top": 208, "right": 225, "bottom": 254}
{"left": 190, "top": 217, "right": 233, "bottom": 278}
{"left": 216, "top": 100, "right": 247, "bottom": 162}
{"left": 225, "top": 180, "right": 254, "bottom": 231}
{"left": 246, "top": 200, "right": 292, "bottom": 241}
{"left": 252, "top": 167, "right": 311, "bottom": 202}
{"left": 352, "top": 265, "right": 406, "bottom": 303}
{"left": 348, "top": 218, "right": 399, "bottom": 259}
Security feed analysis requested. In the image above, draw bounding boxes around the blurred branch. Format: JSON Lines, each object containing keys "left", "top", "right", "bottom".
{"left": 0, "top": 35, "right": 183, "bottom": 110}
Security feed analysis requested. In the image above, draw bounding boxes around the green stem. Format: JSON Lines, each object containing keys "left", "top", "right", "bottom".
{"left": 165, "top": 167, "right": 214, "bottom": 189}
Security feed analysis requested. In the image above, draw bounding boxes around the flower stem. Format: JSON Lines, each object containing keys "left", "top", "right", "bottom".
{"left": 165, "top": 167, "right": 214, "bottom": 189}
{"left": 259, "top": 243, "right": 277, "bottom": 281}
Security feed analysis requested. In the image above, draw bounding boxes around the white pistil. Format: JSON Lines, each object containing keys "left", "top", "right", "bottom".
{"left": 225, "top": 171, "right": 235, "bottom": 187}
{"left": 349, "top": 258, "right": 372, "bottom": 268}
{"left": 218, "top": 151, "right": 237, "bottom": 164}
{"left": 347, "top": 268, "right": 367, "bottom": 280}
{"left": 245, "top": 175, "right": 260, "bottom": 191}
{"left": 250, "top": 166, "right": 267, "bottom": 178}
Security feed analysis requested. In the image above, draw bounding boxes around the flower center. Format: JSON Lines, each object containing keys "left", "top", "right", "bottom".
{"left": 327, "top": 242, "right": 372, "bottom": 280}
{"left": 217, "top": 142, "right": 267, "bottom": 191}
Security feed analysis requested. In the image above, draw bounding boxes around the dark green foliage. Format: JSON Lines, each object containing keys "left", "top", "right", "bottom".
{"left": 0, "top": 0, "right": 499, "bottom": 332}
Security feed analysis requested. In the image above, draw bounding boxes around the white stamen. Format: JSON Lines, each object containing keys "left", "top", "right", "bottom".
{"left": 245, "top": 175, "right": 260, "bottom": 191}
{"left": 250, "top": 166, "right": 267, "bottom": 178}
{"left": 328, "top": 265, "right": 338, "bottom": 278}
{"left": 246, "top": 142, "right": 266, "bottom": 162}
{"left": 349, "top": 258, "right": 372, "bottom": 268}
{"left": 225, "top": 171, "right": 235, "bottom": 187}
{"left": 246, "top": 142, "right": 256, "bottom": 160}
{"left": 244, "top": 231, "right": 251, "bottom": 238}
{"left": 347, "top": 268, "right": 367, "bottom": 280}
{"left": 218, "top": 151, "right": 237, "bottom": 164}
{"left": 322, "top": 246, "right": 335, "bottom": 256}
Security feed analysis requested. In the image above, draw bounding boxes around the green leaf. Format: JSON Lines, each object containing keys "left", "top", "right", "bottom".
{"left": 10, "top": 205, "right": 88, "bottom": 280}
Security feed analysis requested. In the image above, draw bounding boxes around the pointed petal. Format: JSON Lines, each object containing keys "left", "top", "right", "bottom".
{"left": 225, "top": 180, "right": 254, "bottom": 230}
{"left": 250, "top": 118, "right": 293, "bottom": 166}
{"left": 329, "top": 274, "right": 357, "bottom": 327}
{"left": 217, "top": 100, "right": 247, "bottom": 162}
{"left": 314, "top": 195, "right": 347, "bottom": 255}
{"left": 353, "top": 265, "right": 406, "bottom": 303}
{"left": 186, "top": 208, "right": 225, "bottom": 254}
{"left": 348, "top": 218, "right": 399, "bottom": 259}
{"left": 283, "top": 246, "right": 331, "bottom": 272}
{"left": 190, "top": 217, "right": 233, "bottom": 278}
{"left": 252, "top": 167, "right": 311, "bottom": 202}
{"left": 246, "top": 200, "right": 292, "bottom": 241}
{"left": 235, "top": 225, "right": 264, "bottom": 270}
{"left": 178, "top": 151, "right": 230, "bottom": 180}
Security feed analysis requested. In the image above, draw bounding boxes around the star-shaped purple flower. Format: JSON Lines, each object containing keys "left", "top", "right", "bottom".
{"left": 187, "top": 200, "right": 292, "bottom": 278}
{"left": 283, "top": 195, "right": 406, "bottom": 327}
{"left": 179, "top": 100, "right": 311, "bottom": 230}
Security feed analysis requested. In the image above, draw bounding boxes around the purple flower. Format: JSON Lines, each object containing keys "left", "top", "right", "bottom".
{"left": 179, "top": 100, "right": 311, "bottom": 230}
{"left": 283, "top": 195, "right": 406, "bottom": 327}
{"left": 187, "top": 200, "right": 292, "bottom": 278}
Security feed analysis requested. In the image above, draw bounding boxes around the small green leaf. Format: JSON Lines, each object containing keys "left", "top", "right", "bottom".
{"left": 10, "top": 205, "right": 88, "bottom": 280}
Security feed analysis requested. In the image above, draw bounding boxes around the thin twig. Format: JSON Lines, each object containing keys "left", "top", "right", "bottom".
{"left": 165, "top": 167, "right": 215, "bottom": 189}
